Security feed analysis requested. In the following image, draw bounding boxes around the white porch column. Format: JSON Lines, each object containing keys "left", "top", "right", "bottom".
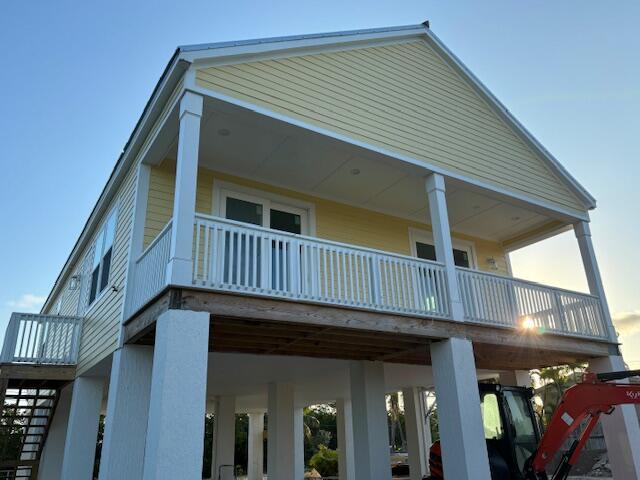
{"left": 294, "top": 407, "right": 305, "bottom": 479}
{"left": 166, "top": 91, "right": 203, "bottom": 285}
{"left": 574, "top": 221, "right": 617, "bottom": 340}
{"left": 349, "top": 361, "right": 391, "bottom": 480}
{"left": 425, "top": 173, "right": 464, "bottom": 320}
{"left": 212, "top": 395, "right": 237, "bottom": 480}
{"left": 98, "top": 345, "right": 153, "bottom": 480}
{"left": 247, "top": 412, "right": 265, "bottom": 480}
{"left": 590, "top": 355, "right": 640, "bottom": 479}
{"left": 431, "top": 338, "right": 491, "bottom": 480}
{"left": 402, "top": 387, "right": 430, "bottom": 480}
{"left": 142, "top": 309, "right": 210, "bottom": 480}
{"left": 267, "top": 383, "right": 298, "bottom": 480}
{"left": 38, "top": 384, "right": 73, "bottom": 480}
{"left": 60, "top": 376, "right": 104, "bottom": 480}
{"left": 336, "top": 398, "right": 355, "bottom": 480}
{"left": 499, "top": 370, "right": 531, "bottom": 387}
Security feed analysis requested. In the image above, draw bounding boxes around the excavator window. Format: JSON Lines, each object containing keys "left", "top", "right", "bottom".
{"left": 503, "top": 390, "right": 538, "bottom": 473}
{"left": 481, "top": 392, "right": 504, "bottom": 440}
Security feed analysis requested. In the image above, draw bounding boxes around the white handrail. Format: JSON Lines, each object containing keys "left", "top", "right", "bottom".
{"left": 193, "top": 215, "right": 451, "bottom": 319}
{"left": 0, "top": 313, "right": 83, "bottom": 365}
{"left": 456, "top": 268, "right": 607, "bottom": 338}
{"left": 125, "top": 221, "right": 173, "bottom": 318}
{"left": 124, "top": 214, "right": 609, "bottom": 341}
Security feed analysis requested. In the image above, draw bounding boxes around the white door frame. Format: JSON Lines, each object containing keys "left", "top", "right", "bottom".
{"left": 213, "top": 179, "right": 316, "bottom": 235}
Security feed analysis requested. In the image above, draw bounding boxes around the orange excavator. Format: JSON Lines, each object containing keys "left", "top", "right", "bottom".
{"left": 428, "top": 370, "right": 640, "bottom": 480}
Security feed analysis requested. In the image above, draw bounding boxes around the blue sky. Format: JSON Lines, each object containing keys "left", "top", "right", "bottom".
{"left": 1, "top": 1, "right": 638, "bottom": 366}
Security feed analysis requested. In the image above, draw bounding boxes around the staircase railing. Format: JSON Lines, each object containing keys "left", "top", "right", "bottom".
{"left": 0, "top": 313, "right": 83, "bottom": 365}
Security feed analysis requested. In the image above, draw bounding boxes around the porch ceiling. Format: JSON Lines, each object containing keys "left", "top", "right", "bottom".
{"left": 155, "top": 97, "right": 573, "bottom": 245}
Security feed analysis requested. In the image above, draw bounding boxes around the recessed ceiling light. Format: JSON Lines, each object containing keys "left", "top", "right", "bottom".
{"left": 218, "top": 128, "right": 231, "bottom": 137}
{"left": 350, "top": 168, "right": 361, "bottom": 176}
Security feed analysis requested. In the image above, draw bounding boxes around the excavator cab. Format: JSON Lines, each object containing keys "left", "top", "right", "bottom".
{"left": 429, "top": 383, "right": 542, "bottom": 480}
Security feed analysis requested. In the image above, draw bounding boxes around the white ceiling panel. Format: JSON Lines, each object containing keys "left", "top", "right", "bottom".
{"left": 199, "top": 112, "right": 287, "bottom": 176}
{"left": 365, "top": 174, "right": 429, "bottom": 215}
{"left": 253, "top": 136, "right": 352, "bottom": 191}
{"left": 313, "top": 156, "right": 406, "bottom": 204}
{"left": 447, "top": 190, "right": 501, "bottom": 226}
{"left": 453, "top": 203, "right": 538, "bottom": 239}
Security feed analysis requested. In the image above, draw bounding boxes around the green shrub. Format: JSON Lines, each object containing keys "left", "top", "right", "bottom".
{"left": 308, "top": 444, "right": 339, "bottom": 476}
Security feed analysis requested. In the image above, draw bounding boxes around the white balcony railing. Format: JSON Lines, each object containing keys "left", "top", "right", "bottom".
{"left": 125, "top": 220, "right": 173, "bottom": 318}
{"left": 127, "top": 215, "right": 609, "bottom": 341}
{"left": 193, "top": 214, "right": 451, "bottom": 318}
{"left": 0, "top": 313, "right": 83, "bottom": 365}
{"left": 457, "top": 268, "right": 607, "bottom": 338}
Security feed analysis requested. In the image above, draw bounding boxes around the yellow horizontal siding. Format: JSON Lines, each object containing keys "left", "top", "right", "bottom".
{"left": 145, "top": 164, "right": 510, "bottom": 275}
{"left": 75, "top": 162, "right": 138, "bottom": 375}
{"left": 196, "top": 40, "right": 586, "bottom": 215}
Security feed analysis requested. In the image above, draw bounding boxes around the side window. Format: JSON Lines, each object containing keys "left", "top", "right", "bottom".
{"left": 88, "top": 209, "right": 117, "bottom": 305}
{"left": 415, "top": 241, "right": 471, "bottom": 268}
{"left": 480, "top": 392, "right": 504, "bottom": 440}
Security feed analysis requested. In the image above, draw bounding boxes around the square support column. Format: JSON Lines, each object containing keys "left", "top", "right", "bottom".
{"left": 426, "top": 173, "right": 464, "bottom": 320}
{"left": 166, "top": 91, "right": 203, "bottom": 285}
{"left": 212, "top": 395, "right": 237, "bottom": 480}
{"left": 336, "top": 398, "right": 355, "bottom": 480}
{"left": 247, "top": 412, "right": 265, "bottom": 480}
{"left": 574, "top": 221, "right": 617, "bottom": 341}
{"left": 60, "top": 376, "right": 104, "bottom": 480}
{"left": 38, "top": 384, "right": 73, "bottom": 480}
{"left": 590, "top": 355, "right": 640, "bottom": 479}
{"left": 98, "top": 345, "right": 153, "bottom": 480}
{"left": 403, "top": 387, "right": 430, "bottom": 480}
{"left": 349, "top": 361, "right": 392, "bottom": 480}
{"left": 142, "top": 309, "right": 210, "bottom": 480}
{"left": 499, "top": 370, "right": 531, "bottom": 387}
{"left": 431, "top": 338, "right": 491, "bottom": 480}
{"left": 267, "top": 383, "right": 299, "bottom": 480}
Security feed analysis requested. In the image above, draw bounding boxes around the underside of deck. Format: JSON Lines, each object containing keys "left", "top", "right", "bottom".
{"left": 123, "top": 287, "right": 616, "bottom": 371}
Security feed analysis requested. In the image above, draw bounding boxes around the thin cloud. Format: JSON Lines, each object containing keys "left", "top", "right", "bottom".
{"left": 7, "top": 294, "right": 46, "bottom": 313}
{"left": 614, "top": 311, "right": 640, "bottom": 336}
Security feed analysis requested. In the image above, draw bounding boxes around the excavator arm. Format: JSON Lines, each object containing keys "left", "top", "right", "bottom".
{"left": 524, "top": 370, "right": 640, "bottom": 480}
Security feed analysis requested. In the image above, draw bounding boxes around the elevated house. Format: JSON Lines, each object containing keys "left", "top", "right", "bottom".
{"left": 2, "top": 23, "right": 639, "bottom": 480}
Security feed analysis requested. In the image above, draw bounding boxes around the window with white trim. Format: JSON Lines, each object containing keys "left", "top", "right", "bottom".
{"left": 214, "top": 182, "right": 313, "bottom": 236}
{"left": 88, "top": 209, "right": 117, "bottom": 305}
{"left": 409, "top": 229, "right": 476, "bottom": 269}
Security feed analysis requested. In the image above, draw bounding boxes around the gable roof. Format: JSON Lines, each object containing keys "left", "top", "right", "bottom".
{"left": 181, "top": 23, "right": 595, "bottom": 213}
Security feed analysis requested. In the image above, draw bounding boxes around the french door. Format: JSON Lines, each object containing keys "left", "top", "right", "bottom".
{"left": 220, "top": 189, "right": 309, "bottom": 292}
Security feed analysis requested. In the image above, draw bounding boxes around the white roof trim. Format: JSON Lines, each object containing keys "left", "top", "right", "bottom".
{"left": 179, "top": 24, "right": 427, "bottom": 62}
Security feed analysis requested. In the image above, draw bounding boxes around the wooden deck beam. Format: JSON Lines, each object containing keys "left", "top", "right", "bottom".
{"left": 123, "top": 287, "right": 616, "bottom": 370}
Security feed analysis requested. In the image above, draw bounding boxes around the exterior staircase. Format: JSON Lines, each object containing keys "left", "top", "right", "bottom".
{"left": 0, "top": 380, "right": 63, "bottom": 479}
{"left": 0, "top": 313, "right": 83, "bottom": 480}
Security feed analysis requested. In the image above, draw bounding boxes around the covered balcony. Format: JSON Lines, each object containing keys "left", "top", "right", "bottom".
{"left": 122, "top": 90, "right": 614, "bottom": 359}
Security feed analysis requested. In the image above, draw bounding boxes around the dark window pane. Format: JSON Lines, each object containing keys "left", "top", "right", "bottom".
{"left": 89, "top": 267, "right": 100, "bottom": 304}
{"left": 415, "top": 242, "right": 436, "bottom": 261}
{"left": 270, "top": 209, "right": 301, "bottom": 234}
{"left": 453, "top": 248, "right": 470, "bottom": 268}
{"left": 226, "top": 197, "right": 263, "bottom": 225}
{"left": 99, "top": 248, "right": 112, "bottom": 292}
